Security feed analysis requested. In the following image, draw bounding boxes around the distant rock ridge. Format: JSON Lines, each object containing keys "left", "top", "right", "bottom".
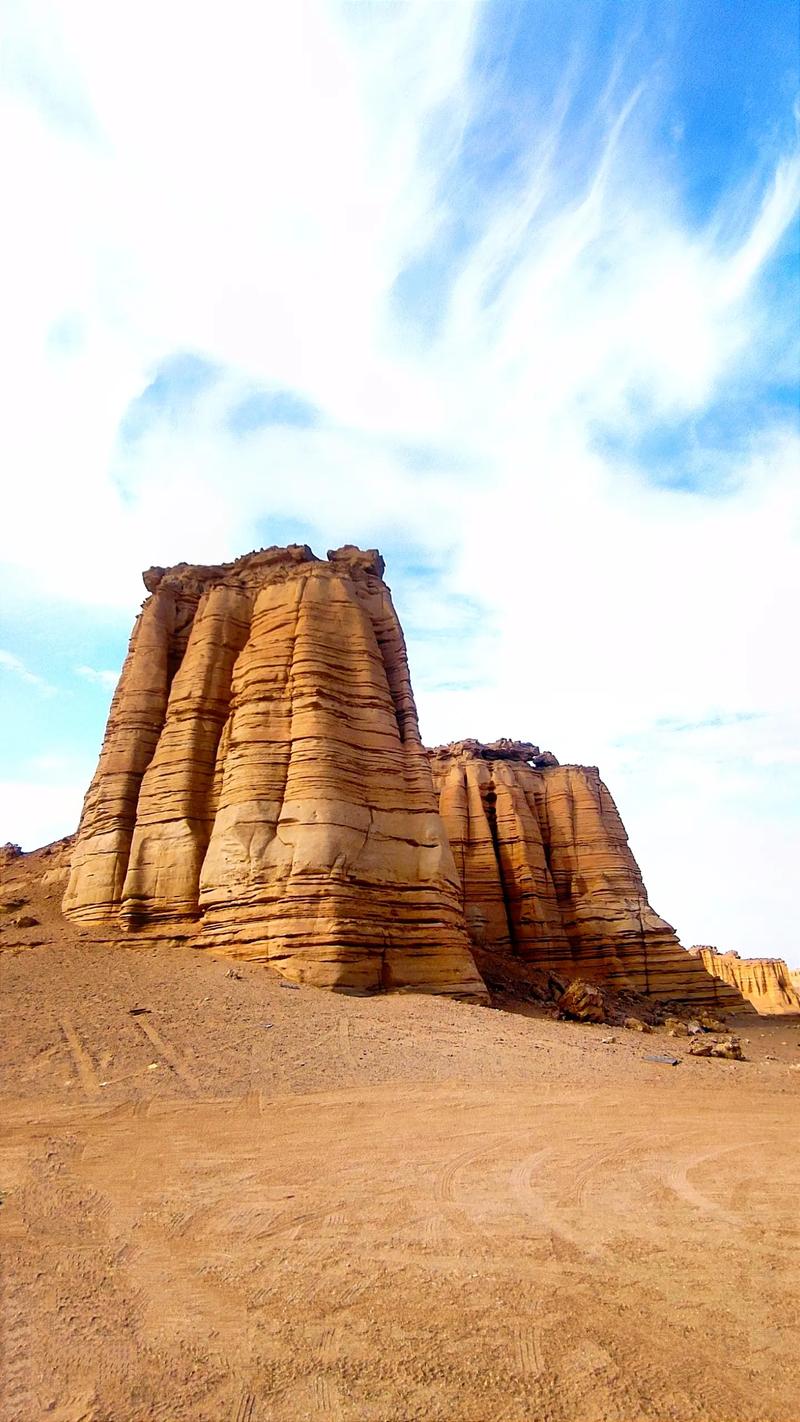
{"left": 63, "top": 545, "right": 745, "bottom": 1009}
{"left": 691, "top": 946, "right": 800, "bottom": 1015}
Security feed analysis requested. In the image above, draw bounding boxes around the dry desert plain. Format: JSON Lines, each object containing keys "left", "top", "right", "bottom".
{"left": 1, "top": 848, "right": 799, "bottom": 1422}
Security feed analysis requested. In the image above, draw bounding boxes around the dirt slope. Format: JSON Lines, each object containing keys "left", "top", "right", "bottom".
{"left": 1, "top": 853, "right": 799, "bottom": 1422}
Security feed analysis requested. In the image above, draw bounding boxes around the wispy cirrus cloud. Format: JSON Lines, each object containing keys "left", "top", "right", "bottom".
{"left": 0, "top": 649, "right": 55, "bottom": 695}
{"left": 75, "top": 664, "right": 119, "bottom": 690}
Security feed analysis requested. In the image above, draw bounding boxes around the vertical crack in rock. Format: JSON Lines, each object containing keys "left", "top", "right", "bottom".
{"left": 478, "top": 777, "right": 516, "bottom": 953}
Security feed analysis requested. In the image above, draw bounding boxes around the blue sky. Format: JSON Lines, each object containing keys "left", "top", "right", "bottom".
{"left": 1, "top": 0, "right": 798, "bottom": 964}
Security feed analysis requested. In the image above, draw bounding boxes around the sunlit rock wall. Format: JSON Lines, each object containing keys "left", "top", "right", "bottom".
{"left": 430, "top": 742, "right": 748, "bottom": 1010}
{"left": 693, "top": 947, "right": 800, "bottom": 1015}
{"left": 63, "top": 546, "right": 487, "bottom": 1001}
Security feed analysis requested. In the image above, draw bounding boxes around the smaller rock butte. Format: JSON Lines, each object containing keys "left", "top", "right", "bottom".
{"left": 61, "top": 544, "right": 752, "bottom": 1011}
{"left": 429, "top": 741, "right": 746, "bottom": 1011}
{"left": 691, "top": 947, "right": 800, "bottom": 1015}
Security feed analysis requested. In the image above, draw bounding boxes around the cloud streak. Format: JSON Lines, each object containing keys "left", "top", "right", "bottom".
{"left": 0, "top": 649, "right": 55, "bottom": 695}
{"left": 75, "top": 664, "right": 118, "bottom": 690}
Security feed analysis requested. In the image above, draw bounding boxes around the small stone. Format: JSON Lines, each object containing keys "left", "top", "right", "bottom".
{"left": 14, "top": 914, "right": 39, "bottom": 928}
{"left": 713, "top": 1036, "right": 745, "bottom": 1061}
{"left": 698, "top": 1011, "right": 728, "bottom": 1032}
{"left": 623, "top": 1016, "right": 652, "bottom": 1033}
{"left": 688, "top": 1039, "right": 713, "bottom": 1057}
{"left": 557, "top": 980, "right": 606, "bottom": 1023}
{"left": 689, "top": 1035, "right": 745, "bottom": 1061}
{"left": 664, "top": 1016, "right": 688, "bottom": 1037}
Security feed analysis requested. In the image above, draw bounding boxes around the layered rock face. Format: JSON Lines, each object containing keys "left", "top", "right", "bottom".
{"left": 64, "top": 543, "right": 749, "bottom": 1011}
{"left": 63, "top": 546, "right": 487, "bottom": 1000}
{"left": 692, "top": 947, "right": 800, "bottom": 1015}
{"left": 429, "top": 742, "right": 747, "bottom": 1010}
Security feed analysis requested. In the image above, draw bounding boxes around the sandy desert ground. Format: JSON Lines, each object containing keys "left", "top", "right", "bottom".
{"left": 1, "top": 855, "right": 799, "bottom": 1422}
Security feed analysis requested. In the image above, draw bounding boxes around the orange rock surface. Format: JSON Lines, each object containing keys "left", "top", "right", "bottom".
{"left": 429, "top": 742, "right": 747, "bottom": 1010}
{"left": 64, "top": 547, "right": 487, "bottom": 1000}
{"left": 692, "top": 947, "right": 800, "bottom": 1015}
{"left": 63, "top": 546, "right": 749, "bottom": 1012}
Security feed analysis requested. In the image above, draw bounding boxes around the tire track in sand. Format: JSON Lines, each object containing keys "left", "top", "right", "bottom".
{"left": 509, "top": 1144, "right": 611, "bottom": 1263}
{"left": 433, "top": 1131, "right": 533, "bottom": 1250}
{"left": 313, "top": 1372, "right": 343, "bottom": 1419}
{"left": 232, "top": 1389, "right": 256, "bottom": 1422}
{"left": 312, "top": 1318, "right": 344, "bottom": 1416}
{"left": 514, "top": 1316, "right": 544, "bottom": 1380}
{"left": 337, "top": 1017, "right": 355, "bottom": 1067}
{"left": 435, "top": 1133, "right": 523, "bottom": 1205}
{"left": 59, "top": 1016, "right": 100, "bottom": 1098}
{"left": 660, "top": 1142, "right": 747, "bottom": 1227}
{"left": 132, "top": 1016, "right": 200, "bottom": 1092}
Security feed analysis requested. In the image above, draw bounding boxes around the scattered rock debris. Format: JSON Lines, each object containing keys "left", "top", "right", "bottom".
{"left": 688, "top": 1036, "right": 745, "bottom": 1061}
{"left": 623, "top": 1016, "right": 652, "bottom": 1033}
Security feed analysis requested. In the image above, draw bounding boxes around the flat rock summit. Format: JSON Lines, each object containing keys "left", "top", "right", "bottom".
{"left": 60, "top": 543, "right": 778, "bottom": 1012}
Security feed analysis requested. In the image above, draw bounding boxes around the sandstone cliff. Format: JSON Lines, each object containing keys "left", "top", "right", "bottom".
{"left": 429, "top": 742, "right": 747, "bottom": 1010}
{"left": 64, "top": 546, "right": 487, "bottom": 1000}
{"left": 692, "top": 947, "right": 800, "bottom": 1015}
{"left": 63, "top": 545, "right": 748, "bottom": 1012}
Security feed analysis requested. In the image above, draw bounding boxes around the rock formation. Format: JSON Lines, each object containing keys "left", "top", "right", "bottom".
{"left": 63, "top": 544, "right": 747, "bottom": 1011}
{"left": 63, "top": 546, "right": 487, "bottom": 1000}
{"left": 429, "top": 741, "right": 747, "bottom": 1010}
{"left": 691, "top": 947, "right": 800, "bottom": 1015}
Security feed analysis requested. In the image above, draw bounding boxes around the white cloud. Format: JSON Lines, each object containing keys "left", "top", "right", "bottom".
{"left": 0, "top": 648, "right": 55, "bottom": 694}
{"left": 0, "top": 2, "right": 798, "bottom": 961}
{"left": 75, "top": 664, "right": 119, "bottom": 690}
{"left": 0, "top": 779, "right": 85, "bottom": 850}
